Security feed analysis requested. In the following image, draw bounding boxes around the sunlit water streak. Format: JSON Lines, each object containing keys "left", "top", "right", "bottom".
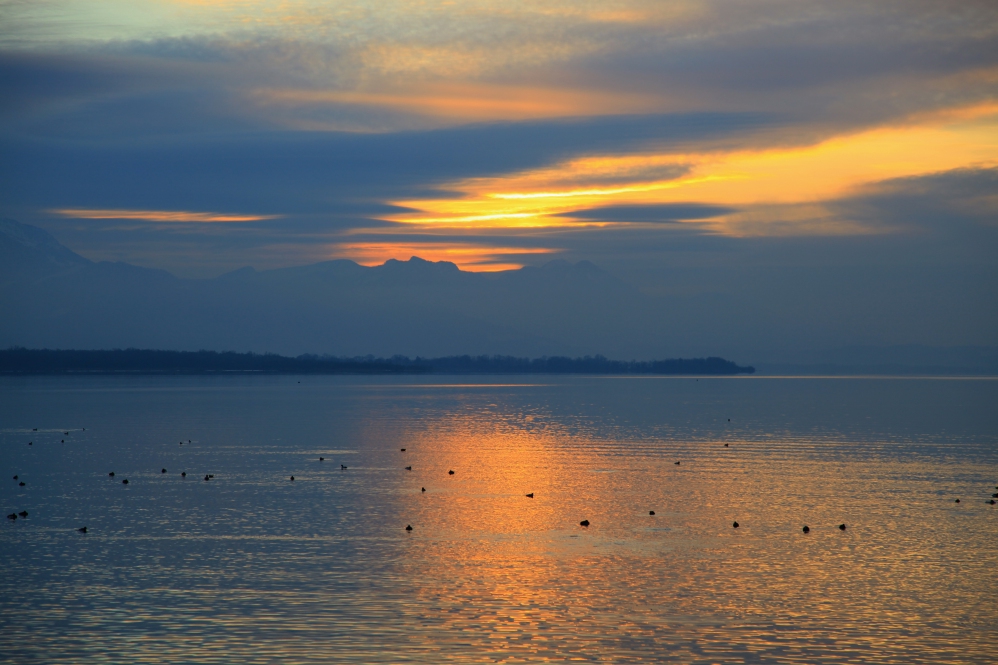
{"left": 1, "top": 375, "right": 996, "bottom": 663}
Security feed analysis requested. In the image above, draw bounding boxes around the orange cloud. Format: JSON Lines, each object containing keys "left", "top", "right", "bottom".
{"left": 380, "top": 102, "right": 998, "bottom": 236}
{"left": 51, "top": 209, "right": 281, "bottom": 222}
{"left": 252, "top": 81, "right": 664, "bottom": 124}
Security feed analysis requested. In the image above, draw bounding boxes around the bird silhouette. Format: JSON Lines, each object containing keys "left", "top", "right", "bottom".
{"left": 109, "top": 472, "right": 114, "bottom": 477}
{"left": 181, "top": 472, "right": 186, "bottom": 477}
{"left": 405, "top": 525, "right": 413, "bottom": 531}
{"left": 649, "top": 510, "right": 655, "bottom": 515}
{"left": 421, "top": 487, "right": 426, "bottom": 492}
{"left": 319, "top": 457, "right": 324, "bottom": 461}
{"left": 12, "top": 475, "right": 16, "bottom": 480}
{"left": 18, "top": 482, "right": 25, "bottom": 487}
{"left": 733, "top": 521, "right": 740, "bottom": 528}
{"left": 78, "top": 526, "right": 87, "bottom": 533}
{"left": 405, "top": 466, "right": 412, "bottom": 471}
{"left": 802, "top": 526, "right": 810, "bottom": 533}
{"left": 341, "top": 465, "right": 347, "bottom": 469}
{"left": 526, "top": 493, "right": 534, "bottom": 498}
{"left": 161, "top": 468, "right": 167, "bottom": 473}
{"left": 838, "top": 524, "right": 847, "bottom": 530}
{"left": 19, "top": 511, "right": 28, "bottom": 518}
{"left": 448, "top": 470, "right": 455, "bottom": 475}
{"left": 122, "top": 479, "right": 128, "bottom": 485}
{"left": 6, "top": 513, "right": 15, "bottom": 520}
{"left": 580, "top": 520, "right": 590, "bottom": 527}
{"left": 401, "top": 448, "right": 406, "bottom": 452}
{"left": 290, "top": 476, "right": 295, "bottom": 481}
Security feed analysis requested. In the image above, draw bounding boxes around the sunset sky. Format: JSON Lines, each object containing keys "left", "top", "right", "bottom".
{"left": 2, "top": 1, "right": 996, "bottom": 352}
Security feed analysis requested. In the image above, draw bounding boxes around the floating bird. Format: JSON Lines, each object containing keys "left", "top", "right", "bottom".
{"left": 526, "top": 493, "right": 534, "bottom": 498}
{"left": 724, "top": 443, "right": 728, "bottom": 447}
{"left": 179, "top": 442, "right": 183, "bottom": 445}
{"left": 802, "top": 526, "right": 810, "bottom": 533}
{"left": 421, "top": 487, "right": 426, "bottom": 492}
{"left": 204, "top": 475, "right": 210, "bottom": 481}
{"left": 955, "top": 499, "right": 960, "bottom": 503}
{"left": 18, "top": 482, "right": 25, "bottom": 487}
{"left": 992, "top": 493, "right": 998, "bottom": 498}
{"left": 32, "top": 428, "right": 36, "bottom": 431}
{"left": 341, "top": 465, "right": 347, "bottom": 469}
{"left": 12, "top": 475, "right": 17, "bottom": 480}
{"left": 675, "top": 461, "right": 681, "bottom": 465}
{"left": 405, "top": 525, "right": 413, "bottom": 531}
{"left": 161, "top": 469, "right": 167, "bottom": 474}
{"left": 580, "top": 520, "right": 590, "bottom": 527}
{"left": 64, "top": 432, "right": 68, "bottom": 435}
{"left": 733, "top": 521, "right": 740, "bottom": 528}
{"left": 401, "top": 448, "right": 406, "bottom": 452}
{"left": 728, "top": 419, "right": 730, "bottom": 422}
{"left": 28, "top": 442, "right": 32, "bottom": 445}
{"left": 838, "top": 524, "right": 847, "bottom": 530}
{"left": 208, "top": 474, "right": 214, "bottom": 478}
{"left": 649, "top": 510, "right": 655, "bottom": 515}
{"left": 6, "top": 513, "right": 15, "bottom": 520}
{"left": 319, "top": 457, "right": 324, "bottom": 461}
{"left": 448, "top": 470, "right": 455, "bottom": 475}
{"left": 109, "top": 472, "right": 115, "bottom": 477}
{"left": 122, "top": 479, "right": 128, "bottom": 485}
{"left": 290, "top": 476, "right": 295, "bottom": 481}
{"left": 18, "top": 511, "right": 27, "bottom": 518}
{"left": 989, "top": 500, "right": 995, "bottom": 505}
{"left": 78, "top": 526, "right": 87, "bottom": 533}
{"left": 61, "top": 440, "right": 64, "bottom": 443}
{"left": 405, "top": 466, "right": 412, "bottom": 471}
{"left": 181, "top": 472, "right": 186, "bottom": 477}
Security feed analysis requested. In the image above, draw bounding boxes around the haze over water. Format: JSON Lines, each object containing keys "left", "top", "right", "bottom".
{"left": 2, "top": 375, "right": 996, "bottom": 663}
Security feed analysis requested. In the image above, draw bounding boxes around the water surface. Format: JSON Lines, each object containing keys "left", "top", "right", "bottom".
{"left": 2, "top": 375, "right": 996, "bottom": 663}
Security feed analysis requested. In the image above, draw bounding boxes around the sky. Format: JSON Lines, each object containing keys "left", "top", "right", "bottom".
{"left": 1, "top": 1, "right": 996, "bottom": 355}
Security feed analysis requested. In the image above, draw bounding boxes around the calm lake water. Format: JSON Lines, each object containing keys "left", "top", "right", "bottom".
{"left": 1, "top": 375, "right": 997, "bottom": 664}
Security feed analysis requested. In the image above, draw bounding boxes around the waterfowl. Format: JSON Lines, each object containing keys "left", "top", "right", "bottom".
{"left": 181, "top": 472, "right": 186, "bottom": 477}
{"left": 992, "top": 493, "right": 998, "bottom": 498}
{"left": 341, "top": 465, "right": 348, "bottom": 469}
{"left": 78, "top": 526, "right": 87, "bottom": 533}
{"left": 64, "top": 432, "right": 68, "bottom": 435}
{"left": 161, "top": 469, "right": 167, "bottom": 473}
{"left": 649, "top": 510, "right": 655, "bottom": 515}
{"left": 421, "top": 487, "right": 426, "bottom": 492}
{"left": 290, "top": 476, "right": 295, "bottom": 481}
{"left": 204, "top": 475, "right": 210, "bottom": 481}
{"left": 108, "top": 472, "right": 114, "bottom": 477}
{"left": 988, "top": 499, "right": 995, "bottom": 505}
{"left": 448, "top": 470, "right": 455, "bottom": 475}
{"left": 674, "top": 461, "right": 681, "bottom": 465}
{"left": 32, "top": 428, "right": 37, "bottom": 431}
{"left": 122, "top": 479, "right": 128, "bottom": 485}
{"left": 526, "top": 493, "right": 534, "bottom": 498}
{"left": 955, "top": 499, "right": 960, "bottom": 503}
{"left": 733, "top": 521, "right": 740, "bottom": 528}
{"left": 6, "top": 513, "right": 15, "bottom": 520}
{"left": 319, "top": 457, "right": 324, "bottom": 461}
{"left": 18, "top": 482, "right": 25, "bottom": 487}
{"left": 28, "top": 442, "right": 32, "bottom": 445}
{"left": 19, "top": 511, "right": 28, "bottom": 517}
{"left": 838, "top": 524, "right": 846, "bottom": 530}
{"left": 208, "top": 474, "right": 214, "bottom": 478}
{"left": 802, "top": 526, "right": 810, "bottom": 533}
{"left": 401, "top": 448, "right": 406, "bottom": 452}
{"left": 12, "top": 475, "right": 16, "bottom": 480}
{"left": 724, "top": 443, "right": 729, "bottom": 447}
{"left": 405, "top": 525, "right": 413, "bottom": 531}
{"left": 405, "top": 466, "right": 412, "bottom": 471}
{"left": 580, "top": 520, "right": 590, "bottom": 527}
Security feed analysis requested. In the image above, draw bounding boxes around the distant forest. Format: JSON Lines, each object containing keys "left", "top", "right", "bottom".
{"left": 0, "top": 348, "right": 755, "bottom": 375}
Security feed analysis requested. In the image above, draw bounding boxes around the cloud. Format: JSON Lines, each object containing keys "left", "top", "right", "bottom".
{"left": 51, "top": 209, "right": 282, "bottom": 222}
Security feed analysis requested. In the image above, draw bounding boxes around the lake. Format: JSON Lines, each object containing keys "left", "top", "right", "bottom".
{"left": 2, "top": 375, "right": 996, "bottom": 663}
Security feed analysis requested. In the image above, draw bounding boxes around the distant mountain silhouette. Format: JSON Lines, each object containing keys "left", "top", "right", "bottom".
{"left": 0, "top": 219, "right": 671, "bottom": 358}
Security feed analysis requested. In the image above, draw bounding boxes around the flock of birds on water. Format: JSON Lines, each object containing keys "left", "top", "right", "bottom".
{"left": 6, "top": 427, "right": 998, "bottom": 534}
